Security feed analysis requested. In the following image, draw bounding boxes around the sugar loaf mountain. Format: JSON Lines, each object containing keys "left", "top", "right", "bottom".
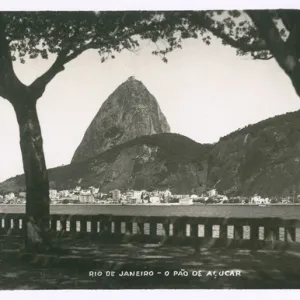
{"left": 1, "top": 76, "right": 300, "bottom": 197}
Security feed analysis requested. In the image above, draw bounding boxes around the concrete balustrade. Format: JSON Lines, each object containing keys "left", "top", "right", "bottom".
{"left": 1, "top": 213, "right": 300, "bottom": 249}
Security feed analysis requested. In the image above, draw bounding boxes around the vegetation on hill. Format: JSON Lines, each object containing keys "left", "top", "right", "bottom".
{"left": 220, "top": 110, "right": 300, "bottom": 142}
{"left": 0, "top": 133, "right": 211, "bottom": 194}
{"left": 209, "top": 109, "right": 300, "bottom": 197}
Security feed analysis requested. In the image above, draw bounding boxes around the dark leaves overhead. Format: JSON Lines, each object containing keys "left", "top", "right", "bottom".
{"left": 1, "top": 10, "right": 295, "bottom": 66}
{"left": 3, "top": 11, "right": 194, "bottom": 65}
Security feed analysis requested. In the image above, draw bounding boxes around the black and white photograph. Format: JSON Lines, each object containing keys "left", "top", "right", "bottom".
{"left": 1, "top": 0, "right": 300, "bottom": 293}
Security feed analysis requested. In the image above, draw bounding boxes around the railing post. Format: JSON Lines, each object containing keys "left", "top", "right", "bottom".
{"left": 90, "top": 216, "right": 98, "bottom": 235}
{"left": 234, "top": 225, "right": 243, "bottom": 240}
{"left": 80, "top": 218, "right": 87, "bottom": 233}
{"left": 285, "top": 227, "right": 296, "bottom": 242}
{"left": 190, "top": 222, "right": 200, "bottom": 252}
{"left": 12, "top": 218, "right": 19, "bottom": 234}
{"left": 137, "top": 222, "right": 144, "bottom": 235}
{"left": 173, "top": 219, "right": 186, "bottom": 237}
{"left": 204, "top": 223, "right": 213, "bottom": 240}
{"left": 114, "top": 219, "right": 122, "bottom": 234}
{"left": 0, "top": 215, "right": 3, "bottom": 234}
{"left": 60, "top": 217, "right": 67, "bottom": 232}
{"left": 51, "top": 216, "right": 57, "bottom": 233}
{"left": 219, "top": 224, "right": 228, "bottom": 239}
{"left": 4, "top": 216, "right": 10, "bottom": 233}
{"left": 21, "top": 216, "right": 25, "bottom": 234}
{"left": 264, "top": 226, "right": 279, "bottom": 242}
{"left": 100, "top": 219, "right": 111, "bottom": 234}
{"left": 163, "top": 221, "right": 170, "bottom": 236}
{"left": 126, "top": 221, "right": 133, "bottom": 235}
{"left": 250, "top": 224, "right": 259, "bottom": 250}
{"left": 149, "top": 220, "right": 157, "bottom": 236}
{"left": 70, "top": 218, "right": 77, "bottom": 233}
{"left": 190, "top": 223, "right": 198, "bottom": 238}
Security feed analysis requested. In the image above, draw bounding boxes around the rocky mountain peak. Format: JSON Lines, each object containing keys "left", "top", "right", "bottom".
{"left": 71, "top": 77, "right": 171, "bottom": 163}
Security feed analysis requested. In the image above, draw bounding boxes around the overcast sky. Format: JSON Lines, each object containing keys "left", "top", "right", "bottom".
{"left": 0, "top": 34, "right": 299, "bottom": 182}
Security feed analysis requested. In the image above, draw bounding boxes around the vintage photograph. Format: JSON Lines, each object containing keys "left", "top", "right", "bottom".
{"left": 1, "top": 6, "right": 300, "bottom": 290}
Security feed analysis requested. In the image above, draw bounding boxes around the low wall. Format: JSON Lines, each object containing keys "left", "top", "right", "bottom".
{"left": 1, "top": 213, "right": 300, "bottom": 250}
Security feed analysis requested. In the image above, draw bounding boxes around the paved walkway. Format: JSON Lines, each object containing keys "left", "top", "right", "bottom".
{"left": 1, "top": 235, "right": 300, "bottom": 289}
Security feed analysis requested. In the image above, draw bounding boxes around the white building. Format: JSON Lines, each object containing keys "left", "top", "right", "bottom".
{"left": 149, "top": 196, "right": 160, "bottom": 204}
{"left": 218, "top": 195, "right": 228, "bottom": 201}
{"left": 207, "top": 189, "right": 217, "bottom": 197}
{"left": 49, "top": 189, "right": 58, "bottom": 199}
{"left": 79, "top": 195, "right": 94, "bottom": 203}
{"left": 89, "top": 186, "right": 99, "bottom": 195}
{"left": 111, "top": 189, "right": 121, "bottom": 201}
{"left": 133, "top": 190, "right": 143, "bottom": 200}
{"left": 125, "top": 190, "right": 133, "bottom": 199}
{"left": 60, "top": 190, "right": 70, "bottom": 198}
{"left": 19, "top": 192, "right": 26, "bottom": 198}
{"left": 251, "top": 195, "right": 270, "bottom": 204}
{"left": 74, "top": 186, "right": 81, "bottom": 192}
{"left": 159, "top": 189, "right": 172, "bottom": 201}
{"left": 179, "top": 197, "right": 193, "bottom": 205}
{"left": 80, "top": 189, "right": 91, "bottom": 196}
{"left": 5, "top": 192, "right": 15, "bottom": 201}
{"left": 79, "top": 190, "right": 94, "bottom": 202}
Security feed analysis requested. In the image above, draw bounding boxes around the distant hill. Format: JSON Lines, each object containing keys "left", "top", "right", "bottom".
{"left": 0, "top": 133, "right": 211, "bottom": 194}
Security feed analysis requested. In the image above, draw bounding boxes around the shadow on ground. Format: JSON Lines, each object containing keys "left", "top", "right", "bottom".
{"left": 1, "top": 235, "right": 300, "bottom": 289}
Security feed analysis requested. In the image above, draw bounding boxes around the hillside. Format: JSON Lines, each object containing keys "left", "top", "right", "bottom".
{"left": 208, "top": 110, "right": 300, "bottom": 196}
{"left": 71, "top": 76, "right": 170, "bottom": 163}
{"left": 0, "top": 133, "right": 211, "bottom": 194}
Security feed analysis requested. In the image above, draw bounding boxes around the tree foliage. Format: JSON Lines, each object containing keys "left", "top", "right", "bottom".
{"left": 2, "top": 10, "right": 300, "bottom": 99}
{"left": 0, "top": 11, "right": 200, "bottom": 98}
{"left": 159, "top": 10, "right": 300, "bottom": 97}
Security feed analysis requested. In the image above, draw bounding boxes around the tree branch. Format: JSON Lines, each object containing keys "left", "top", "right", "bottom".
{"left": 247, "top": 10, "right": 300, "bottom": 97}
{"left": 0, "top": 13, "right": 26, "bottom": 101}
{"left": 28, "top": 25, "right": 83, "bottom": 99}
{"left": 29, "top": 50, "right": 67, "bottom": 99}
{"left": 191, "top": 12, "right": 268, "bottom": 53}
{"left": 252, "top": 53, "right": 274, "bottom": 60}
{"left": 63, "top": 14, "right": 129, "bottom": 65}
{"left": 247, "top": 10, "right": 297, "bottom": 72}
{"left": 28, "top": 14, "right": 128, "bottom": 98}
{"left": 277, "top": 10, "right": 300, "bottom": 57}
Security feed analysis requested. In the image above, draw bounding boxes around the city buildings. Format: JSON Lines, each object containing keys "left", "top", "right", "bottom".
{"left": 0, "top": 185, "right": 296, "bottom": 205}
{"left": 111, "top": 189, "right": 121, "bottom": 201}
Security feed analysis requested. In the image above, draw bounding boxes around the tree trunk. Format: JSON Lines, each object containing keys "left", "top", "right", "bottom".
{"left": 13, "top": 98, "right": 51, "bottom": 253}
